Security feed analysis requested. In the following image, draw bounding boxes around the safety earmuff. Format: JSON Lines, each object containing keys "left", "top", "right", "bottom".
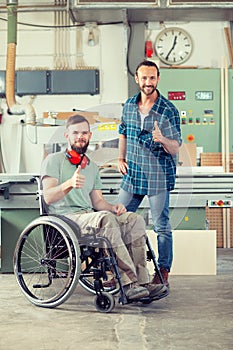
{"left": 65, "top": 149, "right": 89, "bottom": 169}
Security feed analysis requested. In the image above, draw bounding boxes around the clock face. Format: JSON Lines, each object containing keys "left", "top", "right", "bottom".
{"left": 154, "top": 27, "right": 193, "bottom": 66}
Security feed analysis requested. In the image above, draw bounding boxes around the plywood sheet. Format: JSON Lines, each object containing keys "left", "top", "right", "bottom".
{"left": 178, "top": 143, "right": 196, "bottom": 166}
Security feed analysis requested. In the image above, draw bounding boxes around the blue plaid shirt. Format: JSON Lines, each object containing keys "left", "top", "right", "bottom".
{"left": 119, "top": 91, "right": 182, "bottom": 196}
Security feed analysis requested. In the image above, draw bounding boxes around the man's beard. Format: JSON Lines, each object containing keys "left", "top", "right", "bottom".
{"left": 139, "top": 84, "right": 157, "bottom": 96}
{"left": 71, "top": 141, "right": 89, "bottom": 154}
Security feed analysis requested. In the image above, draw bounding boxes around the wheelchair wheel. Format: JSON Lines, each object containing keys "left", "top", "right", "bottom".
{"left": 14, "top": 215, "right": 81, "bottom": 308}
{"left": 94, "top": 292, "right": 115, "bottom": 313}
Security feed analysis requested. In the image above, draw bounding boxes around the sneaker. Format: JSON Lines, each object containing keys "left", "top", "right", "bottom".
{"left": 152, "top": 267, "right": 170, "bottom": 288}
{"left": 142, "top": 283, "right": 168, "bottom": 298}
{"left": 124, "top": 282, "right": 149, "bottom": 300}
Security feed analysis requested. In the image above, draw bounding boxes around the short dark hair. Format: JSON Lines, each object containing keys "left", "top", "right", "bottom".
{"left": 135, "top": 60, "right": 160, "bottom": 77}
{"left": 66, "top": 114, "right": 90, "bottom": 130}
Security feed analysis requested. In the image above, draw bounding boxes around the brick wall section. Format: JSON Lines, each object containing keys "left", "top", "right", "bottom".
{"left": 201, "top": 153, "right": 233, "bottom": 247}
{"left": 206, "top": 207, "right": 233, "bottom": 248}
{"left": 200, "top": 152, "right": 233, "bottom": 171}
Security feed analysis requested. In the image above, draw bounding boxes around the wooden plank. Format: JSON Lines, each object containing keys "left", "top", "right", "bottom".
{"left": 43, "top": 111, "right": 120, "bottom": 124}
{"left": 224, "top": 27, "right": 233, "bottom": 68}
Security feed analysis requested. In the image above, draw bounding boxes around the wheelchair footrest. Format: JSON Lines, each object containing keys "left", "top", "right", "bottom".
{"left": 119, "top": 287, "right": 169, "bottom": 305}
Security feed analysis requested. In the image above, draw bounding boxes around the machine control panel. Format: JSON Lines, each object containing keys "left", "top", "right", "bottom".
{"left": 159, "top": 68, "right": 222, "bottom": 154}
{"left": 168, "top": 91, "right": 186, "bottom": 100}
{"left": 195, "top": 91, "right": 213, "bottom": 100}
{"left": 208, "top": 199, "right": 233, "bottom": 208}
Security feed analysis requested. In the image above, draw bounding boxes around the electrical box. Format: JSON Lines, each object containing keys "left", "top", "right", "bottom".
{"left": 49, "top": 69, "right": 99, "bottom": 95}
{"left": 1, "top": 69, "right": 100, "bottom": 97}
{"left": 16, "top": 70, "right": 48, "bottom": 96}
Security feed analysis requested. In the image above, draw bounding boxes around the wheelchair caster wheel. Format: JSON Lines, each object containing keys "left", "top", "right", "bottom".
{"left": 94, "top": 292, "right": 115, "bottom": 313}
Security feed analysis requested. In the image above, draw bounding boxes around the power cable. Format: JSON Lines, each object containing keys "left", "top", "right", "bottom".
{"left": 126, "top": 22, "right": 134, "bottom": 77}
{"left": 0, "top": 16, "right": 124, "bottom": 28}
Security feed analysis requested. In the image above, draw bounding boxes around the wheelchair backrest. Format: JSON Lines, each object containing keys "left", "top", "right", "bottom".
{"left": 32, "top": 176, "right": 49, "bottom": 216}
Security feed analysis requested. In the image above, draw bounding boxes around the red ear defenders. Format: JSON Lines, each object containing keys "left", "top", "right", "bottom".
{"left": 66, "top": 150, "right": 89, "bottom": 169}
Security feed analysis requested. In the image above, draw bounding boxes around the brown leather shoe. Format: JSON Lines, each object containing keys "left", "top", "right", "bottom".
{"left": 152, "top": 267, "right": 169, "bottom": 288}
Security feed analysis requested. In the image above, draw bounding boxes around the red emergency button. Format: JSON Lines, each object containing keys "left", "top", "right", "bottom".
{"left": 217, "top": 200, "right": 224, "bottom": 206}
{"left": 186, "top": 134, "right": 195, "bottom": 142}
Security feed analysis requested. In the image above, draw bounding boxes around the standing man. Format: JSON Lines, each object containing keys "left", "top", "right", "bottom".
{"left": 118, "top": 60, "right": 182, "bottom": 288}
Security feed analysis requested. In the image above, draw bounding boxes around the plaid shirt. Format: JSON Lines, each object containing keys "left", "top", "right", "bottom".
{"left": 119, "top": 91, "right": 182, "bottom": 196}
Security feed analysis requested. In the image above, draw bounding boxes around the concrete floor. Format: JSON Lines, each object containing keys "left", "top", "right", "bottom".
{"left": 0, "top": 249, "right": 232, "bottom": 350}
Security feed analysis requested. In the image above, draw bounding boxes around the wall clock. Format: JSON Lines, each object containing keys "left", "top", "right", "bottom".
{"left": 154, "top": 27, "right": 193, "bottom": 66}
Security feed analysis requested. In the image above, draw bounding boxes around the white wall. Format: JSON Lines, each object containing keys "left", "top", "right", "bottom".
{"left": 0, "top": 12, "right": 231, "bottom": 173}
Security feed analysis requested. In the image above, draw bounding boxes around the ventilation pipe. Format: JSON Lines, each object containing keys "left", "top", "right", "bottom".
{"left": 6, "top": 0, "right": 36, "bottom": 125}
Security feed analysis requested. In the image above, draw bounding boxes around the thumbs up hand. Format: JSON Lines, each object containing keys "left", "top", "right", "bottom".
{"left": 152, "top": 120, "right": 163, "bottom": 143}
{"left": 154, "top": 120, "right": 158, "bottom": 129}
{"left": 72, "top": 165, "right": 85, "bottom": 188}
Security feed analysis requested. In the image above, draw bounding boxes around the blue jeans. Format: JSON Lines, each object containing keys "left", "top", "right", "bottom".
{"left": 118, "top": 189, "right": 173, "bottom": 272}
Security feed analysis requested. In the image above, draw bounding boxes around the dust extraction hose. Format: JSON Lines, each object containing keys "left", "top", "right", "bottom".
{"left": 6, "top": 0, "right": 36, "bottom": 125}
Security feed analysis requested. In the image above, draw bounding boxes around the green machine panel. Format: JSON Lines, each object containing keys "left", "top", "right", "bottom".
{"left": 1, "top": 209, "right": 39, "bottom": 273}
{"left": 170, "top": 208, "right": 207, "bottom": 230}
{"left": 138, "top": 207, "right": 206, "bottom": 231}
{"left": 158, "top": 68, "right": 221, "bottom": 153}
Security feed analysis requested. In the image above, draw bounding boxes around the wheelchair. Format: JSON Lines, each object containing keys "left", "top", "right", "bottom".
{"left": 13, "top": 177, "right": 168, "bottom": 313}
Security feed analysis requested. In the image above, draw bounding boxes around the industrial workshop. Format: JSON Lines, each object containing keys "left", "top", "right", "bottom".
{"left": 0, "top": 1, "right": 232, "bottom": 350}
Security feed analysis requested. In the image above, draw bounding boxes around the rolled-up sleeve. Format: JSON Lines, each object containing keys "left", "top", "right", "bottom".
{"left": 119, "top": 120, "right": 127, "bottom": 136}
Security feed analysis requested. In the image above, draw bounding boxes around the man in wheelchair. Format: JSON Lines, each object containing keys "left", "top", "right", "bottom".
{"left": 41, "top": 114, "right": 167, "bottom": 301}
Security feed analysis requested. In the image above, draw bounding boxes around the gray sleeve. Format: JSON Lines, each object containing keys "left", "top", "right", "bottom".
{"left": 40, "top": 153, "right": 60, "bottom": 180}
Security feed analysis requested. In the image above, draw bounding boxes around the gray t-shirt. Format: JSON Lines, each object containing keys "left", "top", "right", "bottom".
{"left": 41, "top": 151, "right": 102, "bottom": 215}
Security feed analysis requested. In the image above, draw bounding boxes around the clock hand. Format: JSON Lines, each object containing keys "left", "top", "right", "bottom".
{"left": 165, "top": 35, "right": 177, "bottom": 61}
